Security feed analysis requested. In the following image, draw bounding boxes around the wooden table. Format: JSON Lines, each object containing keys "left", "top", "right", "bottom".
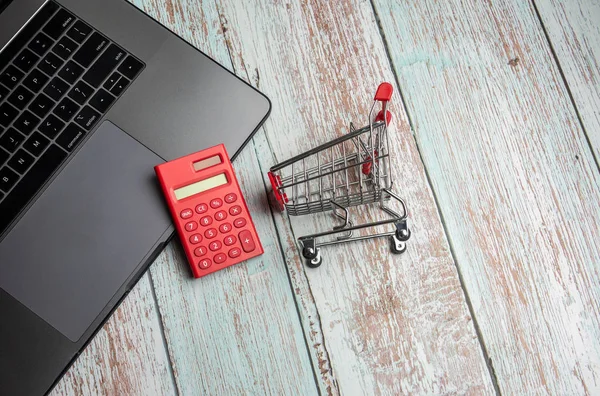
{"left": 51, "top": 0, "right": 600, "bottom": 394}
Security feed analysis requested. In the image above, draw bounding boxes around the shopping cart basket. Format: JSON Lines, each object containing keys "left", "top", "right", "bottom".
{"left": 268, "top": 83, "right": 411, "bottom": 267}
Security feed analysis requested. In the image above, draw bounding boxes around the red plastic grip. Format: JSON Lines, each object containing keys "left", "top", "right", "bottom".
{"left": 268, "top": 171, "right": 287, "bottom": 211}
{"left": 375, "top": 110, "right": 393, "bottom": 125}
{"left": 374, "top": 82, "right": 393, "bottom": 102}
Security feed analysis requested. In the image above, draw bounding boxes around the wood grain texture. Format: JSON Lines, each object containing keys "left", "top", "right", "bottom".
{"left": 535, "top": 0, "right": 600, "bottom": 160}
{"left": 374, "top": 0, "right": 600, "bottom": 394}
{"left": 215, "top": 0, "right": 494, "bottom": 394}
{"left": 132, "top": 0, "right": 318, "bottom": 394}
{"left": 148, "top": 147, "right": 317, "bottom": 395}
{"left": 50, "top": 275, "right": 175, "bottom": 396}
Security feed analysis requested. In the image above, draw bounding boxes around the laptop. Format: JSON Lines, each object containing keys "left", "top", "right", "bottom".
{"left": 0, "top": 0, "right": 271, "bottom": 394}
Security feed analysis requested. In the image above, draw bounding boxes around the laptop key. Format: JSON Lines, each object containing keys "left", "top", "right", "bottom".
{"left": 0, "top": 144, "right": 67, "bottom": 233}
{"left": 23, "top": 69, "right": 50, "bottom": 93}
{"left": 1, "top": 65, "right": 25, "bottom": 89}
{"left": 0, "top": 167, "right": 19, "bottom": 192}
{"left": 56, "top": 123, "right": 86, "bottom": 152}
{"left": 54, "top": 97, "right": 80, "bottom": 122}
{"left": 53, "top": 36, "right": 78, "bottom": 60}
{"left": 8, "top": 86, "right": 35, "bottom": 110}
{"left": 44, "top": 77, "right": 69, "bottom": 101}
{"left": 29, "top": 94, "right": 55, "bottom": 119}
{"left": 0, "top": 103, "right": 19, "bottom": 127}
{"left": 89, "top": 89, "right": 115, "bottom": 113}
{"left": 109, "top": 75, "right": 130, "bottom": 96}
{"left": 23, "top": 132, "right": 50, "bottom": 157}
{"left": 0, "top": 128, "right": 25, "bottom": 152}
{"left": 14, "top": 49, "right": 40, "bottom": 73}
{"left": 74, "top": 106, "right": 100, "bottom": 131}
{"left": 68, "top": 80, "right": 94, "bottom": 105}
{"left": 117, "top": 56, "right": 144, "bottom": 79}
{"left": 83, "top": 44, "right": 126, "bottom": 88}
{"left": 39, "top": 52, "right": 64, "bottom": 76}
{"left": 0, "top": 148, "right": 8, "bottom": 165}
{"left": 103, "top": 72, "right": 120, "bottom": 91}
{"left": 42, "top": 9, "right": 75, "bottom": 40}
{"left": 0, "top": 85, "right": 8, "bottom": 101}
{"left": 29, "top": 33, "right": 54, "bottom": 57}
{"left": 14, "top": 110, "right": 41, "bottom": 135}
{"left": 73, "top": 32, "right": 109, "bottom": 68}
{"left": 67, "top": 21, "right": 92, "bottom": 44}
{"left": 58, "top": 61, "right": 84, "bottom": 84}
{"left": 40, "top": 114, "right": 65, "bottom": 138}
{"left": 8, "top": 149, "right": 35, "bottom": 174}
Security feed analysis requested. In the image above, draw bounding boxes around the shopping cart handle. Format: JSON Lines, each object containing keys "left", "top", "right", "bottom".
{"left": 374, "top": 82, "right": 393, "bottom": 102}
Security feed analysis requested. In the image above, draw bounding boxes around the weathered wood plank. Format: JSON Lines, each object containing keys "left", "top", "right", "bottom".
{"left": 374, "top": 0, "right": 600, "bottom": 394}
{"left": 216, "top": 0, "right": 494, "bottom": 394}
{"left": 535, "top": 0, "right": 600, "bottom": 160}
{"left": 134, "top": 0, "right": 318, "bottom": 394}
{"left": 50, "top": 274, "right": 176, "bottom": 396}
{"left": 148, "top": 146, "right": 317, "bottom": 394}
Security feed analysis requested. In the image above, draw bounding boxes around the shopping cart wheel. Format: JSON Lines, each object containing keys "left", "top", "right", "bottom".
{"left": 306, "top": 250, "right": 322, "bottom": 268}
{"left": 391, "top": 236, "right": 407, "bottom": 254}
{"left": 395, "top": 220, "right": 411, "bottom": 242}
{"left": 395, "top": 228, "right": 411, "bottom": 242}
{"left": 302, "top": 246, "right": 319, "bottom": 260}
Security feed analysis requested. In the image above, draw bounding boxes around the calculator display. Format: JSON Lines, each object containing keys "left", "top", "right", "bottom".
{"left": 174, "top": 173, "right": 227, "bottom": 200}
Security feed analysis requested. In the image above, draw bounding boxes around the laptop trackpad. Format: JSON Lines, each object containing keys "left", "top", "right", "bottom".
{"left": 0, "top": 121, "right": 170, "bottom": 342}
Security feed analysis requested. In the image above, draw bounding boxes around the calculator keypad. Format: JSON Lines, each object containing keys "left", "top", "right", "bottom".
{"left": 178, "top": 191, "right": 258, "bottom": 272}
{"left": 224, "top": 193, "right": 237, "bottom": 203}
{"left": 219, "top": 223, "right": 232, "bottom": 233}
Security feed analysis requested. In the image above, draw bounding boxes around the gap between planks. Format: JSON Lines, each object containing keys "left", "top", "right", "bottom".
{"left": 369, "top": 0, "right": 502, "bottom": 393}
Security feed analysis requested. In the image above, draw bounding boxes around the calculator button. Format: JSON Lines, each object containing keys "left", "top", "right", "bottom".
{"left": 198, "top": 258, "right": 212, "bottom": 270}
{"left": 204, "top": 228, "right": 217, "bottom": 239}
{"left": 229, "top": 205, "right": 242, "bottom": 216}
{"left": 224, "top": 193, "right": 237, "bottom": 203}
{"left": 233, "top": 218, "right": 247, "bottom": 228}
{"left": 239, "top": 230, "right": 256, "bottom": 253}
{"left": 214, "top": 210, "right": 227, "bottom": 221}
{"left": 219, "top": 223, "right": 232, "bottom": 233}
{"left": 189, "top": 234, "right": 202, "bottom": 244}
{"left": 209, "top": 240, "right": 222, "bottom": 251}
{"left": 180, "top": 208, "right": 193, "bottom": 219}
{"left": 184, "top": 221, "right": 198, "bottom": 232}
{"left": 224, "top": 235, "right": 236, "bottom": 246}
{"left": 194, "top": 246, "right": 207, "bottom": 257}
{"left": 214, "top": 253, "right": 227, "bottom": 264}
{"left": 228, "top": 247, "right": 241, "bottom": 258}
{"left": 195, "top": 203, "right": 208, "bottom": 214}
{"left": 200, "top": 216, "right": 213, "bottom": 226}
{"left": 210, "top": 198, "right": 223, "bottom": 208}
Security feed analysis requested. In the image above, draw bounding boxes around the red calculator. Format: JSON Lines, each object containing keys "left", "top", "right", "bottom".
{"left": 155, "top": 144, "right": 263, "bottom": 278}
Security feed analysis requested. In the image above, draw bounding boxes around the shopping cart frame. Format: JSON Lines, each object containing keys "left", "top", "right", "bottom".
{"left": 268, "top": 83, "right": 411, "bottom": 267}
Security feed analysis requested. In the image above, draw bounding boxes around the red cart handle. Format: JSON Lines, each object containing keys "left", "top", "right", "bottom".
{"left": 374, "top": 82, "right": 393, "bottom": 102}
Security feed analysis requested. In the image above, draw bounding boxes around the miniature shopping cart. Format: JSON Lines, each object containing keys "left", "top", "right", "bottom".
{"left": 268, "top": 83, "right": 411, "bottom": 267}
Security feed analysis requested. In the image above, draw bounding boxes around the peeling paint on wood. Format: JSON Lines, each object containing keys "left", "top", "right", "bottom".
{"left": 375, "top": 0, "right": 600, "bottom": 394}
{"left": 130, "top": 0, "right": 317, "bottom": 394}
{"left": 216, "top": 0, "right": 493, "bottom": 394}
{"left": 535, "top": 0, "right": 600, "bottom": 160}
{"left": 52, "top": 0, "right": 600, "bottom": 394}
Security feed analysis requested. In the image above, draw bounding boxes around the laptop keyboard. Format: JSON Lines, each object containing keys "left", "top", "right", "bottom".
{"left": 0, "top": 1, "right": 145, "bottom": 235}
